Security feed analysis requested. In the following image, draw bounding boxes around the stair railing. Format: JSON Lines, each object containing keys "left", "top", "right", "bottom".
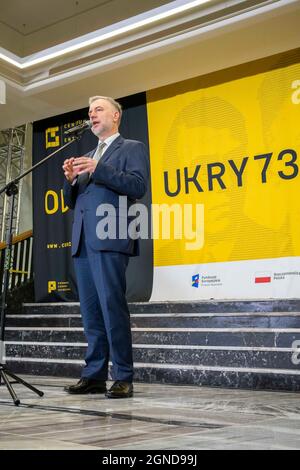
{"left": 0, "top": 230, "right": 33, "bottom": 292}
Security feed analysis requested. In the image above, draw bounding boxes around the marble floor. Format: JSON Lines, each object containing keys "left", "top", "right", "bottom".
{"left": 0, "top": 376, "right": 299, "bottom": 450}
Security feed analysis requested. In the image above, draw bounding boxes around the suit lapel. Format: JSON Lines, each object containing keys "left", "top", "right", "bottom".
{"left": 78, "top": 136, "right": 124, "bottom": 187}
{"left": 100, "top": 135, "right": 124, "bottom": 164}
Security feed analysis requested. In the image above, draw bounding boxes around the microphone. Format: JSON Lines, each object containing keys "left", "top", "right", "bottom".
{"left": 64, "top": 120, "right": 92, "bottom": 135}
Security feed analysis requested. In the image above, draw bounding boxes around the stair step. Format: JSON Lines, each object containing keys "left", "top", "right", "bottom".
{"left": 6, "top": 312, "right": 300, "bottom": 328}
{"left": 4, "top": 343, "right": 300, "bottom": 370}
{"left": 5, "top": 326, "right": 300, "bottom": 347}
{"left": 20, "top": 298, "right": 300, "bottom": 314}
{"left": 5, "top": 359, "right": 300, "bottom": 391}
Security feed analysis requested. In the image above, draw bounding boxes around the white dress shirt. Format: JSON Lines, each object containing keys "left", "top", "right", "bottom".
{"left": 72, "top": 132, "right": 120, "bottom": 185}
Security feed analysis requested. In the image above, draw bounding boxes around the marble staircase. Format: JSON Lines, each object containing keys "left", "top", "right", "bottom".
{"left": 4, "top": 300, "right": 300, "bottom": 391}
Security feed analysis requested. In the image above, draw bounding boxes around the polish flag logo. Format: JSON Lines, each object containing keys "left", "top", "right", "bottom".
{"left": 255, "top": 272, "right": 272, "bottom": 284}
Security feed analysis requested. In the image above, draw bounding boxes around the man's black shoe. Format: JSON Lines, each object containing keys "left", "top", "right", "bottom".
{"left": 64, "top": 378, "right": 107, "bottom": 394}
{"left": 105, "top": 381, "right": 133, "bottom": 399}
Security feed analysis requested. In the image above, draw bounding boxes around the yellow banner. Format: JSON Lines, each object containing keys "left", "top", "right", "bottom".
{"left": 146, "top": 50, "right": 300, "bottom": 267}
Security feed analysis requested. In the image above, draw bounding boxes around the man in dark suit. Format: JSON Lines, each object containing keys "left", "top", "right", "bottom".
{"left": 62, "top": 96, "right": 149, "bottom": 398}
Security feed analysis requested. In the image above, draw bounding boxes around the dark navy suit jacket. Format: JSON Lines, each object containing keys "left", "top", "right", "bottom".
{"left": 63, "top": 135, "right": 149, "bottom": 256}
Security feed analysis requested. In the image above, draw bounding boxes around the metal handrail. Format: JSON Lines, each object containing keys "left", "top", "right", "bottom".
{"left": 0, "top": 230, "right": 33, "bottom": 291}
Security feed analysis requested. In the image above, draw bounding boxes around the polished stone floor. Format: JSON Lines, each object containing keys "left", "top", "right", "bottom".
{"left": 0, "top": 376, "right": 299, "bottom": 450}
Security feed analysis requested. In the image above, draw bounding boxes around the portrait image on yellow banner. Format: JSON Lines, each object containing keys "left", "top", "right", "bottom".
{"left": 147, "top": 51, "right": 300, "bottom": 269}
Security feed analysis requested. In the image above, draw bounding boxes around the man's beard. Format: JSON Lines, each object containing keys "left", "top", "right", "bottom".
{"left": 91, "top": 125, "right": 106, "bottom": 137}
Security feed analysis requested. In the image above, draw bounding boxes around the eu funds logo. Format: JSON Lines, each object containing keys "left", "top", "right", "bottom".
{"left": 192, "top": 274, "right": 200, "bottom": 288}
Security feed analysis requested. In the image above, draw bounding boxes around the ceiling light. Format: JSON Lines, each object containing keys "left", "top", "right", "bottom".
{"left": 0, "top": 0, "right": 211, "bottom": 69}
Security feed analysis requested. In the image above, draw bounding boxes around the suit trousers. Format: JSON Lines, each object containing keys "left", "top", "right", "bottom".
{"left": 73, "top": 228, "right": 133, "bottom": 382}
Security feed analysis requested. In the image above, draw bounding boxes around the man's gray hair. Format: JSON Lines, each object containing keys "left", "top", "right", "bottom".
{"left": 89, "top": 95, "right": 122, "bottom": 122}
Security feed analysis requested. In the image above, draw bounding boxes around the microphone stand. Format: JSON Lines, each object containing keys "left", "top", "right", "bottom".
{"left": 0, "top": 128, "right": 85, "bottom": 406}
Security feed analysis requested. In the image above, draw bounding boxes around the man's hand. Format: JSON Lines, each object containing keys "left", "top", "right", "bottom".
{"left": 63, "top": 158, "right": 79, "bottom": 183}
{"left": 72, "top": 157, "right": 98, "bottom": 175}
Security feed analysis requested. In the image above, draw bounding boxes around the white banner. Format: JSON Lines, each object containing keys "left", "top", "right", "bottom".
{"left": 150, "top": 257, "right": 300, "bottom": 300}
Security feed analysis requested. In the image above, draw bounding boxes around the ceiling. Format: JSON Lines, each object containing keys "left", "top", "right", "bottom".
{"left": 1, "top": 0, "right": 117, "bottom": 35}
{"left": 0, "top": 0, "right": 299, "bottom": 130}
{"left": 0, "top": 0, "right": 173, "bottom": 55}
